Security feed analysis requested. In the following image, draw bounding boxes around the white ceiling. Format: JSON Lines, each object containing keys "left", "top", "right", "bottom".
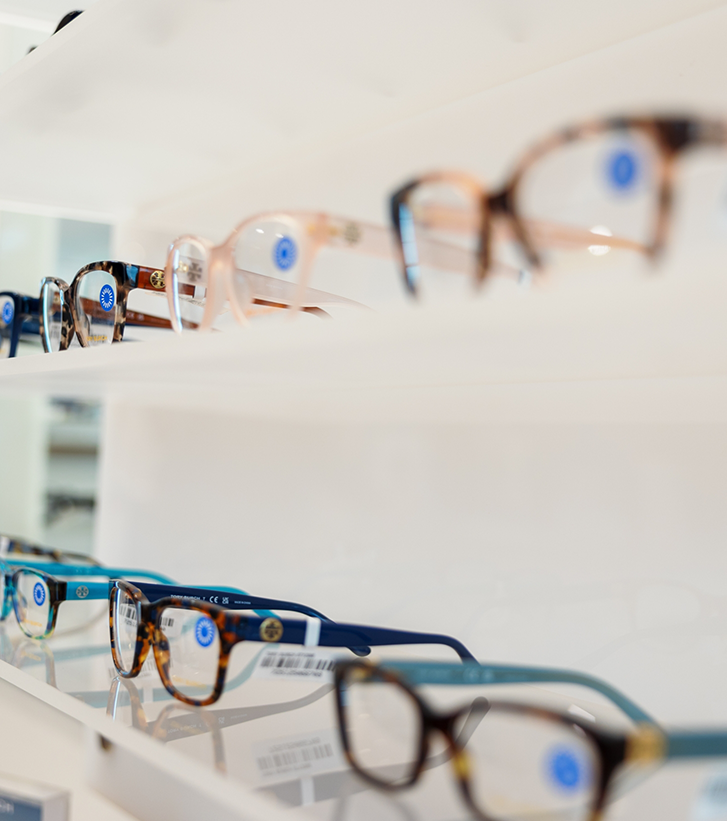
{"left": 0, "top": 0, "right": 723, "bottom": 224}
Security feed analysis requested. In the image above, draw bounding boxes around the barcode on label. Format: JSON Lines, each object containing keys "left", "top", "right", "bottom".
{"left": 260, "top": 655, "right": 334, "bottom": 672}
{"left": 257, "top": 742, "right": 334, "bottom": 772}
{"left": 253, "top": 729, "right": 343, "bottom": 782}
{"left": 253, "top": 648, "right": 340, "bottom": 682}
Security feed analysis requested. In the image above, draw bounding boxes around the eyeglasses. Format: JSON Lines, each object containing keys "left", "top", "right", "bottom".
{"left": 110, "top": 579, "right": 475, "bottom": 707}
{"left": 391, "top": 116, "right": 727, "bottom": 297}
{"left": 0, "top": 533, "right": 101, "bottom": 566}
{"left": 0, "top": 560, "right": 267, "bottom": 639}
{"left": 335, "top": 658, "right": 727, "bottom": 821}
{"left": 164, "top": 211, "right": 397, "bottom": 331}
{"left": 163, "top": 210, "right": 475, "bottom": 329}
{"left": 0, "top": 292, "right": 41, "bottom": 358}
{"left": 0, "top": 559, "right": 177, "bottom": 639}
{"left": 39, "top": 261, "right": 183, "bottom": 353}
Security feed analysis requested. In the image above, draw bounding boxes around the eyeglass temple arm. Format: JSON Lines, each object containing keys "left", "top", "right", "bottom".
{"left": 414, "top": 203, "right": 648, "bottom": 257}
{"left": 75, "top": 295, "right": 198, "bottom": 332}
{"left": 376, "top": 661, "right": 654, "bottom": 724}
{"left": 134, "top": 581, "right": 334, "bottom": 623}
{"left": 326, "top": 216, "right": 521, "bottom": 281}
{"left": 6, "top": 560, "right": 175, "bottom": 585}
{"left": 244, "top": 618, "right": 475, "bottom": 661}
{"left": 665, "top": 730, "right": 727, "bottom": 760}
{"left": 242, "top": 270, "right": 369, "bottom": 311}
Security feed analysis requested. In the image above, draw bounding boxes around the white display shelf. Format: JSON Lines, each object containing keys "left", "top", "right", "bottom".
{"left": 1, "top": 276, "right": 727, "bottom": 423}
{"left": 0, "top": 615, "right": 724, "bottom": 821}
{"left": 0, "top": 620, "right": 296, "bottom": 821}
{"left": 0, "top": 0, "right": 721, "bottom": 225}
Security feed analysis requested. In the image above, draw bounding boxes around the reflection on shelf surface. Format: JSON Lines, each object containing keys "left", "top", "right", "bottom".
{"left": 0, "top": 612, "right": 724, "bottom": 821}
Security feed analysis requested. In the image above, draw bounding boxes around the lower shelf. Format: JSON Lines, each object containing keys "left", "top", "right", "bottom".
{"left": 0, "top": 616, "right": 726, "bottom": 821}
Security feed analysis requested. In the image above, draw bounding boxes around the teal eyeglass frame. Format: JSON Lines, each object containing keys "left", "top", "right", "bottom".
{"left": 334, "top": 659, "right": 727, "bottom": 821}
{"left": 0, "top": 560, "right": 336, "bottom": 640}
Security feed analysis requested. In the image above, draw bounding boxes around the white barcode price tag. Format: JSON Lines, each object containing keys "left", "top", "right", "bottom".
{"left": 252, "top": 647, "right": 340, "bottom": 683}
{"left": 253, "top": 729, "right": 343, "bottom": 782}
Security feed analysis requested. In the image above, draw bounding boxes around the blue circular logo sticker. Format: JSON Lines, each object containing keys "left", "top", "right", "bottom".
{"left": 547, "top": 747, "right": 584, "bottom": 792}
{"left": 99, "top": 283, "right": 115, "bottom": 312}
{"left": 273, "top": 236, "right": 297, "bottom": 271}
{"left": 607, "top": 149, "right": 638, "bottom": 191}
{"left": 1, "top": 300, "right": 13, "bottom": 326}
{"left": 195, "top": 616, "right": 215, "bottom": 648}
{"left": 33, "top": 582, "right": 46, "bottom": 607}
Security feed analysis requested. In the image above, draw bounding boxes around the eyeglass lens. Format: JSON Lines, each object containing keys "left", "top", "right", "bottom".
{"left": 516, "top": 128, "right": 659, "bottom": 279}
{"left": 156, "top": 605, "right": 221, "bottom": 702}
{"left": 13, "top": 570, "right": 51, "bottom": 638}
{"left": 343, "top": 674, "right": 600, "bottom": 821}
{"left": 74, "top": 269, "right": 117, "bottom": 346}
{"left": 0, "top": 295, "right": 14, "bottom": 358}
{"left": 40, "top": 281, "right": 65, "bottom": 352}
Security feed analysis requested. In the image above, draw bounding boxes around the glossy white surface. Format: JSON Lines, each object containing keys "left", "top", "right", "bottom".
{"left": 0, "top": 615, "right": 724, "bottom": 821}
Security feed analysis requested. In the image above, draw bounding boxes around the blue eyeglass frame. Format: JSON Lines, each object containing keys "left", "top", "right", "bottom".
{"left": 110, "top": 578, "right": 475, "bottom": 707}
{"left": 0, "top": 292, "right": 41, "bottom": 358}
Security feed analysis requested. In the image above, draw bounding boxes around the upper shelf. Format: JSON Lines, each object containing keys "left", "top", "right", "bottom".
{"left": 0, "top": 0, "right": 723, "bottom": 225}
{"left": 3, "top": 274, "right": 727, "bottom": 423}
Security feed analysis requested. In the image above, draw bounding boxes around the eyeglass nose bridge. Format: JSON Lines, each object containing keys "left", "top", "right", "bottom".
{"left": 487, "top": 188, "right": 543, "bottom": 274}
{"left": 205, "top": 246, "right": 237, "bottom": 329}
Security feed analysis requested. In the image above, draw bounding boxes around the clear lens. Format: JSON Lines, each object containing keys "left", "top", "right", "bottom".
{"left": 398, "top": 181, "right": 481, "bottom": 302}
{"left": 465, "top": 705, "right": 599, "bottom": 821}
{"left": 40, "top": 281, "right": 65, "bottom": 353}
{"left": 13, "top": 570, "right": 51, "bottom": 638}
{"left": 341, "top": 673, "right": 422, "bottom": 786}
{"left": 0, "top": 295, "right": 14, "bottom": 358}
{"left": 0, "top": 569, "right": 7, "bottom": 620}
{"left": 112, "top": 586, "right": 140, "bottom": 673}
{"left": 168, "top": 240, "right": 208, "bottom": 332}
{"left": 159, "top": 606, "right": 221, "bottom": 702}
{"left": 231, "top": 216, "right": 307, "bottom": 316}
{"left": 517, "top": 128, "right": 660, "bottom": 280}
{"left": 74, "top": 268, "right": 117, "bottom": 346}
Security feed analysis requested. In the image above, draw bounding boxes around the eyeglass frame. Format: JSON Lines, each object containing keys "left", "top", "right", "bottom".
{"left": 3, "top": 559, "right": 342, "bottom": 640}
{"left": 390, "top": 116, "right": 727, "bottom": 295}
{"left": 0, "top": 292, "right": 41, "bottom": 358}
{"left": 109, "top": 579, "right": 475, "bottom": 707}
{"left": 39, "top": 260, "right": 186, "bottom": 353}
{"left": 334, "top": 658, "right": 727, "bottom": 821}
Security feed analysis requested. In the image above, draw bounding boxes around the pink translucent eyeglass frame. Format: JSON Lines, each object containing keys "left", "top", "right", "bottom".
{"left": 163, "top": 210, "right": 492, "bottom": 331}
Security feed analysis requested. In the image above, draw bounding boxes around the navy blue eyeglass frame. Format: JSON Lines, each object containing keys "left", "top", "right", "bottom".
{"left": 111, "top": 579, "right": 475, "bottom": 707}
{"left": 0, "top": 292, "right": 41, "bottom": 358}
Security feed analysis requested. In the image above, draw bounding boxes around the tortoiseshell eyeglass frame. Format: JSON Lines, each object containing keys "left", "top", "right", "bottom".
{"left": 390, "top": 116, "right": 727, "bottom": 294}
{"left": 334, "top": 660, "right": 641, "bottom": 821}
{"left": 39, "top": 261, "right": 195, "bottom": 353}
{"left": 110, "top": 579, "right": 287, "bottom": 708}
{"left": 110, "top": 580, "right": 476, "bottom": 708}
